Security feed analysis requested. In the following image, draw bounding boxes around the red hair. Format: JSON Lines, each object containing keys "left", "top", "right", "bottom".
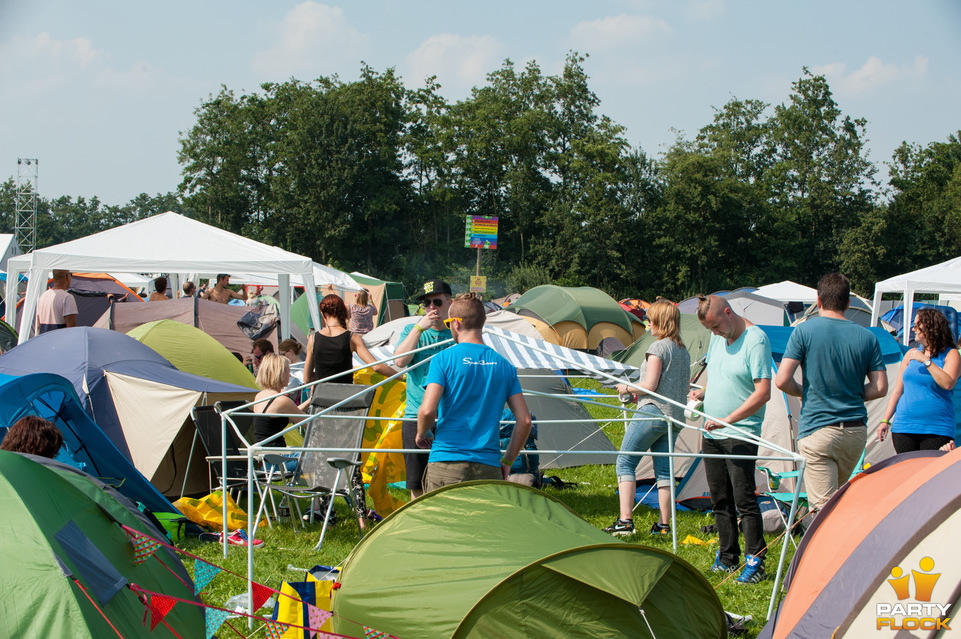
{"left": 320, "top": 294, "right": 349, "bottom": 327}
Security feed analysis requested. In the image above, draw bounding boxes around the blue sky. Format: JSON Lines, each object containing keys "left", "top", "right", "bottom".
{"left": 1, "top": 0, "right": 959, "bottom": 205}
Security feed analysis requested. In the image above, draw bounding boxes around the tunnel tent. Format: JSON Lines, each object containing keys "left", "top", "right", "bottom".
{"left": 6, "top": 211, "right": 321, "bottom": 344}
{"left": 507, "top": 285, "right": 645, "bottom": 351}
{"left": 332, "top": 481, "right": 727, "bottom": 638}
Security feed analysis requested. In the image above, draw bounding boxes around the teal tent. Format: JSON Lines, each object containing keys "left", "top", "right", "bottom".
{"left": 333, "top": 481, "right": 726, "bottom": 638}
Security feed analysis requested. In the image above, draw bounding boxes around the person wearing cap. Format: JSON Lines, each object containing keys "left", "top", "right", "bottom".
{"left": 203, "top": 274, "right": 245, "bottom": 304}
{"left": 394, "top": 279, "right": 454, "bottom": 499}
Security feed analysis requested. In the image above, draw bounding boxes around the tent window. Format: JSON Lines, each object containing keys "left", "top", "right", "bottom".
{"left": 54, "top": 520, "right": 127, "bottom": 605}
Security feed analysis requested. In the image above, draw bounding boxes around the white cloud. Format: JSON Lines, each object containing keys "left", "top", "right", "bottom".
{"left": 683, "top": 0, "right": 724, "bottom": 21}
{"left": 405, "top": 33, "right": 503, "bottom": 94}
{"left": 0, "top": 32, "right": 159, "bottom": 96}
{"left": 250, "top": 2, "right": 369, "bottom": 79}
{"left": 569, "top": 14, "right": 672, "bottom": 50}
{"left": 813, "top": 55, "right": 929, "bottom": 96}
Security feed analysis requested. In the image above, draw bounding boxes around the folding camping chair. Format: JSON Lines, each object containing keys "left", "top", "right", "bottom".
{"left": 188, "top": 401, "right": 257, "bottom": 500}
{"left": 759, "top": 446, "right": 867, "bottom": 548}
{"left": 253, "top": 383, "right": 375, "bottom": 550}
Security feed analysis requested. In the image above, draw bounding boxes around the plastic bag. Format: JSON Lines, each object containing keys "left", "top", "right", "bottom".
{"left": 173, "top": 490, "right": 261, "bottom": 532}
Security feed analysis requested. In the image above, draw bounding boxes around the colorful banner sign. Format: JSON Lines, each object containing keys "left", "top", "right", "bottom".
{"left": 464, "top": 216, "right": 498, "bottom": 249}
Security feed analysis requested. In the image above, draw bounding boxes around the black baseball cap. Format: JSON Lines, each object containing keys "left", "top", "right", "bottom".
{"left": 414, "top": 279, "right": 452, "bottom": 302}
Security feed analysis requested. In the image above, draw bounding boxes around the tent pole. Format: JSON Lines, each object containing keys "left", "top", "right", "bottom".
{"left": 767, "top": 457, "right": 805, "bottom": 620}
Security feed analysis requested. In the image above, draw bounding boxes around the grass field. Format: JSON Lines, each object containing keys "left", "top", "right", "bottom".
{"left": 178, "top": 380, "right": 797, "bottom": 638}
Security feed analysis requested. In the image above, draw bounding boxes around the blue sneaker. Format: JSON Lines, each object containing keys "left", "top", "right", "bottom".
{"left": 710, "top": 551, "right": 737, "bottom": 573}
{"left": 736, "top": 554, "right": 766, "bottom": 584}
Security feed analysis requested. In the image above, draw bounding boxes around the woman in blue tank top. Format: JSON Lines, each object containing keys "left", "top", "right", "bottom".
{"left": 878, "top": 308, "right": 960, "bottom": 453}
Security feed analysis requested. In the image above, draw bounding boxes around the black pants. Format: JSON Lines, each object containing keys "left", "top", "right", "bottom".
{"left": 702, "top": 437, "right": 765, "bottom": 565}
{"left": 893, "top": 432, "right": 954, "bottom": 454}
{"left": 401, "top": 419, "right": 430, "bottom": 490}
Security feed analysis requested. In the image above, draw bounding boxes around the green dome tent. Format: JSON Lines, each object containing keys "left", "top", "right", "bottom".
{"left": 332, "top": 482, "right": 726, "bottom": 638}
{"left": 0, "top": 451, "right": 204, "bottom": 637}
{"left": 508, "top": 285, "right": 645, "bottom": 351}
{"left": 127, "top": 319, "right": 258, "bottom": 389}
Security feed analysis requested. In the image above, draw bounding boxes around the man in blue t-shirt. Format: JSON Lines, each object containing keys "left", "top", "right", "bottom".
{"left": 395, "top": 279, "right": 455, "bottom": 499}
{"left": 690, "top": 294, "right": 772, "bottom": 585}
{"left": 776, "top": 273, "right": 887, "bottom": 513}
{"left": 416, "top": 295, "right": 531, "bottom": 493}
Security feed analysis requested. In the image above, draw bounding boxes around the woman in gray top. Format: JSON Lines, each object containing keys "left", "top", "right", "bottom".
{"left": 605, "top": 299, "right": 690, "bottom": 537}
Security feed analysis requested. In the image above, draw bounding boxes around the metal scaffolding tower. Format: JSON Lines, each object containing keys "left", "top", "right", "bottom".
{"left": 15, "top": 158, "right": 38, "bottom": 253}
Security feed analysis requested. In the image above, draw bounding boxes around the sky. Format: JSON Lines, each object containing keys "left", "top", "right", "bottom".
{"left": 1, "top": 0, "right": 959, "bottom": 206}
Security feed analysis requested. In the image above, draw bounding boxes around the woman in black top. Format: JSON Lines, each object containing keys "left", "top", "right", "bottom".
{"left": 303, "top": 294, "right": 396, "bottom": 385}
{"left": 252, "top": 354, "right": 310, "bottom": 446}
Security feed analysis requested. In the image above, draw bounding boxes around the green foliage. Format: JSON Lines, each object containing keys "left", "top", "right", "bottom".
{"left": 4, "top": 61, "right": 958, "bottom": 302}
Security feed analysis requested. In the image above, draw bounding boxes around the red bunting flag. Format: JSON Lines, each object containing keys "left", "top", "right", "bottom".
{"left": 149, "top": 594, "right": 178, "bottom": 630}
{"left": 251, "top": 582, "right": 273, "bottom": 612}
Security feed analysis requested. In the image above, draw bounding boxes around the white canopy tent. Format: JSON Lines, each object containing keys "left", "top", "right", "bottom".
{"left": 226, "top": 262, "right": 361, "bottom": 292}
{"left": 870, "top": 256, "right": 961, "bottom": 345}
{"left": 6, "top": 211, "right": 322, "bottom": 344}
{"left": 754, "top": 280, "right": 818, "bottom": 305}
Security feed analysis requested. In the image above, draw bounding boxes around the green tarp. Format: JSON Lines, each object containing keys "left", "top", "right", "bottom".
{"left": 333, "top": 481, "right": 726, "bottom": 638}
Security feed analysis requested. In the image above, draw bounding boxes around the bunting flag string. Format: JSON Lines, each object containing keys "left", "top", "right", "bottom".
{"left": 149, "top": 594, "right": 178, "bottom": 631}
{"left": 193, "top": 559, "right": 222, "bottom": 594}
{"left": 309, "top": 604, "right": 333, "bottom": 633}
{"left": 125, "top": 527, "right": 162, "bottom": 564}
{"left": 205, "top": 607, "right": 231, "bottom": 639}
{"left": 364, "top": 626, "right": 390, "bottom": 639}
{"left": 119, "top": 527, "right": 394, "bottom": 638}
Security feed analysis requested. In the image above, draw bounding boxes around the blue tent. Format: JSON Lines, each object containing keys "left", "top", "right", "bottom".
{"left": 0, "top": 372, "right": 174, "bottom": 514}
{"left": 0, "top": 327, "right": 255, "bottom": 496}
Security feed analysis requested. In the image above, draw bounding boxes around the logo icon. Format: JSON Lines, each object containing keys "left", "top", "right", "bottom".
{"left": 877, "top": 557, "right": 951, "bottom": 631}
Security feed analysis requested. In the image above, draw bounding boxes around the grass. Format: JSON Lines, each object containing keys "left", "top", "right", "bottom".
{"left": 176, "top": 379, "right": 796, "bottom": 638}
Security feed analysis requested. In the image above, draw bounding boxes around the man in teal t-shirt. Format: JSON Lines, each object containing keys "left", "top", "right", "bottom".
{"left": 691, "top": 295, "right": 771, "bottom": 585}
{"left": 776, "top": 273, "right": 887, "bottom": 512}
{"left": 395, "top": 280, "right": 454, "bottom": 499}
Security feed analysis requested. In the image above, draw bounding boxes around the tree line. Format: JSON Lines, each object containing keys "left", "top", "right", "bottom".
{"left": 2, "top": 54, "right": 959, "bottom": 300}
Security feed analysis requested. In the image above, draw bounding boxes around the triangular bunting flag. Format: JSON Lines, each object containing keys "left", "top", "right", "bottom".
{"left": 126, "top": 529, "right": 162, "bottom": 565}
{"left": 264, "top": 619, "right": 286, "bottom": 639}
{"left": 149, "top": 594, "right": 178, "bottom": 630}
{"left": 205, "top": 608, "right": 231, "bottom": 639}
{"left": 250, "top": 581, "right": 273, "bottom": 612}
{"left": 193, "top": 559, "right": 222, "bottom": 594}
{"left": 307, "top": 604, "right": 333, "bottom": 636}
{"left": 364, "top": 626, "right": 390, "bottom": 639}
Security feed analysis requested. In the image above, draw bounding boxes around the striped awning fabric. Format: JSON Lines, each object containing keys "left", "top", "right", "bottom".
{"left": 365, "top": 326, "right": 639, "bottom": 382}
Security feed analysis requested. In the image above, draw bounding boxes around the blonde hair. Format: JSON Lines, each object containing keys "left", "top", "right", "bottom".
{"left": 356, "top": 290, "right": 369, "bottom": 306}
{"left": 256, "top": 353, "right": 289, "bottom": 391}
{"left": 647, "top": 298, "right": 684, "bottom": 348}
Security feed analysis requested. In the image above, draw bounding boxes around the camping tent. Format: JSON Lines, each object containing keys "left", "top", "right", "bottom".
{"left": 871, "top": 256, "right": 961, "bottom": 344}
{"left": 793, "top": 294, "right": 874, "bottom": 328}
{"left": 362, "top": 312, "right": 559, "bottom": 349}
{"left": 760, "top": 449, "right": 961, "bottom": 638}
{"left": 678, "top": 290, "right": 790, "bottom": 326}
{"left": 507, "top": 285, "right": 645, "bottom": 351}
{"left": 127, "top": 320, "right": 259, "bottom": 389}
{"left": 754, "top": 281, "right": 818, "bottom": 305}
{"left": 0, "top": 327, "right": 255, "bottom": 496}
{"left": 6, "top": 211, "right": 322, "bottom": 344}
{"left": 68, "top": 272, "right": 144, "bottom": 326}
{"left": 350, "top": 272, "right": 408, "bottom": 326}
{"left": 0, "top": 451, "right": 203, "bottom": 637}
{"left": 0, "top": 372, "right": 173, "bottom": 513}
{"left": 94, "top": 295, "right": 274, "bottom": 357}
{"left": 332, "top": 481, "right": 726, "bottom": 638}
{"left": 0, "top": 234, "right": 21, "bottom": 272}
{"left": 633, "top": 326, "right": 904, "bottom": 509}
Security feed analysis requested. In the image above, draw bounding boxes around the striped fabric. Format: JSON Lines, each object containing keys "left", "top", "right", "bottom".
{"left": 364, "top": 326, "right": 639, "bottom": 382}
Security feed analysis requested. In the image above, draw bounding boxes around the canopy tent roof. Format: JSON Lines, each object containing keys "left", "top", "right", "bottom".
{"left": 754, "top": 280, "right": 818, "bottom": 304}
{"left": 870, "top": 256, "right": 961, "bottom": 343}
{"left": 6, "top": 211, "right": 321, "bottom": 343}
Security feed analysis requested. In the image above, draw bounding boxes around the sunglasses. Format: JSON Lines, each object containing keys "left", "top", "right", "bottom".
{"left": 444, "top": 317, "right": 462, "bottom": 329}
{"left": 423, "top": 298, "right": 445, "bottom": 308}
